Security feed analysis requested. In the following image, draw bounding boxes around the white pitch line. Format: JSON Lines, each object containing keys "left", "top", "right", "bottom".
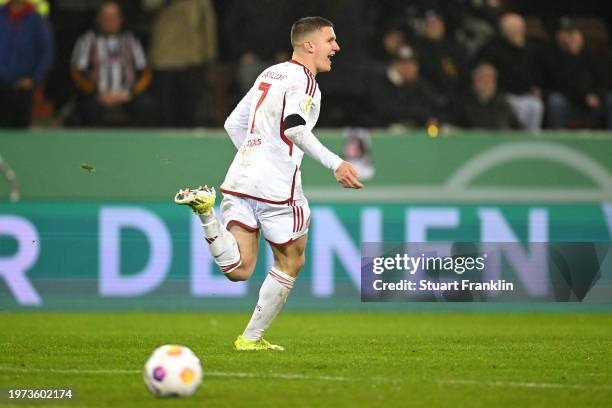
{"left": 2, "top": 366, "right": 611, "bottom": 390}
{"left": 1, "top": 367, "right": 138, "bottom": 375}
{"left": 0, "top": 366, "right": 347, "bottom": 382}
{"left": 206, "top": 370, "right": 347, "bottom": 381}
{"left": 437, "top": 379, "right": 612, "bottom": 391}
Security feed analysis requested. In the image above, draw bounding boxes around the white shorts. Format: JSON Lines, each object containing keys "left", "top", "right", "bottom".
{"left": 220, "top": 193, "right": 311, "bottom": 246}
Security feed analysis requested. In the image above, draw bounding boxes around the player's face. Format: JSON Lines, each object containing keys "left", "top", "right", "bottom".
{"left": 312, "top": 27, "right": 340, "bottom": 73}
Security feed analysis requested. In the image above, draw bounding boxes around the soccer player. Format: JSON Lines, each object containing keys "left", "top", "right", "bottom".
{"left": 175, "top": 16, "right": 363, "bottom": 350}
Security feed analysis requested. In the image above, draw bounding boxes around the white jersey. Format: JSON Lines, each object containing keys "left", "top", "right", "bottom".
{"left": 221, "top": 60, "right": 321, "bottom": 204}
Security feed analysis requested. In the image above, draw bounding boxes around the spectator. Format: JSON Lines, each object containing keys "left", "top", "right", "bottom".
{"left": 70, "top": 1, "right": 154, "bottom": 127}
{"left": 452, "top": 0, "right": 498, "bottom": 57}
{"left": 148, "top": 0, "right": 217, "bottom": 127}
{"left": 313, "top": 0, "right": 374, "bottom": 126}
{"left": 0, "top": 0, "right": 53, "bottom": 128}
{"left": 479, "top": 13, "right": 544, "bottom": 132}
{"left": 222, "top": 0, "right": 299, "bottom": 95}
{"left": 414, "top": 10, "right": 468, "bottom": 98}
{"left": 544, "top": 17, "right": 611, "bottom": 129}
{"left": 368, "top": 46, "right": 445, "bottom": 127}
{"left": 0, "top": 0, "right": 48, "bottom": 16}
{"left": 371, "top": 26, "right": 408, "bottom": 63}
{"left": 453, "top": 62, "right": 518, "bottom": 129}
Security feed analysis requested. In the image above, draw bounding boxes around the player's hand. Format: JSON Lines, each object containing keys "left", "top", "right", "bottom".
{"left": 335, "top": 161, "right": 364, "bottom": 189}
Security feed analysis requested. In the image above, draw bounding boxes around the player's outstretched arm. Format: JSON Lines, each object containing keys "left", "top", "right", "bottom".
{"left": 283, "top": 116, "right": 363, "bottom": 189}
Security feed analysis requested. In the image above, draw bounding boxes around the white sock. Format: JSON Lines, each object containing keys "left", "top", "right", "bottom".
{"left": 242, "top": 267, "right": 295, "bottom": 341}
{"left": 198, "top": 211, "right": 241, "bottom": 273}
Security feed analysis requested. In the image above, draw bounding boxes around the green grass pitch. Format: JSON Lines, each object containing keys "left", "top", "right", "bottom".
{"left": 1, "top": 312, "right": 611, "bottom": 407}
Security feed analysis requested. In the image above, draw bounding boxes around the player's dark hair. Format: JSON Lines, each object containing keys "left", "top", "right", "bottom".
{"left": 291, "top": 16, "right": 333, "bottom": 48}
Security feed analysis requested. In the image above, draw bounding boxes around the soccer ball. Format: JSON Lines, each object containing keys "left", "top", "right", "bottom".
{"left": 143, "top": 344, "right": 203, "bottom": 397}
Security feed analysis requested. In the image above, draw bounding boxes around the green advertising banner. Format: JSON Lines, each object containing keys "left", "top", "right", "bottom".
{"left": 1, "top": 129, "right": 612, "bottom": 203}
{"left": 1, "top": 202, "right": 612, "bottom": 310}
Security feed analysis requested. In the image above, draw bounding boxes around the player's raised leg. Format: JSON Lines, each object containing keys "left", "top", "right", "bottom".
{"left": 234, "top": 235, "right": 307, "bottom": 351}
{"left": 174, "top": 186, "right": 240, "bottom": 273}
{"left": 175, "top": 186, "right": 260, "bottom": 281}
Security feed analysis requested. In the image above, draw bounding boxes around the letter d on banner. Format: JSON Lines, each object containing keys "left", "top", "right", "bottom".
{"left": 99, "top": 207, "right": 171, "bottom": 296}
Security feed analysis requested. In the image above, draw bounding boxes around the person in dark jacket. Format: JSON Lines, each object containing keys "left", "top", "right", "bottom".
{"left": 478, "top": 13, "right": 543, "bottom": 132}
{"left": 414, "top": 10, "right": 468, "bottom": 98}
{"left": 544, "top": 17, "right": 611, "bottom": 129}
{"left": 368, "top": 45, "right": 446, "bottom": 127}
{"left": 223, "top": 0, "right": 306, "bottom": 95}
{"left": 0, "top": 0, "right": 53, "bottom": 127}
{"left": 454, "top": 62, "right": 518, "bottom": 130}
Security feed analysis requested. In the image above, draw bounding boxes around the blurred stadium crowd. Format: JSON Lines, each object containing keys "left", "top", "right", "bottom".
{"left": 1, "top": 0, "right": 611, "bottom": 131}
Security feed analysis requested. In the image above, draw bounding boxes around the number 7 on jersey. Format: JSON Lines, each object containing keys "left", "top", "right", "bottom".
{"left": 250, "top": 82, "right": 272, "bottom": 133}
